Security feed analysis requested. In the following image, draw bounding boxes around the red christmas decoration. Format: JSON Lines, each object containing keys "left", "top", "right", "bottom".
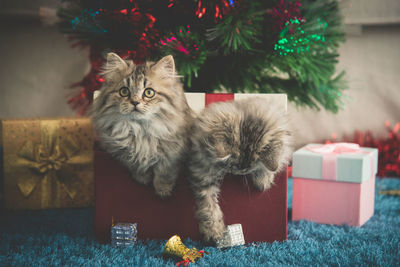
{"left": 170, "top": 0, "right": 234, "bottom": 20}
{"left": 68, "top": 48, "right": 104, "bottom": 116}
{"left": 268, "top": 0, "right": 304, "bottom": 33}
{"left": 325, "top": 121, "right": 400, "bottom": 178}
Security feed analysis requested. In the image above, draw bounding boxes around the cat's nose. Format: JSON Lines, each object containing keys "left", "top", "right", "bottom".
{"left": 131, "top": 100, "right": 140, "bottom": 106}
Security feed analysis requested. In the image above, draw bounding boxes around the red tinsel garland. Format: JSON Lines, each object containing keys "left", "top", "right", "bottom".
{"left": 325, "top": 122, "right": 400, "bottom": 178}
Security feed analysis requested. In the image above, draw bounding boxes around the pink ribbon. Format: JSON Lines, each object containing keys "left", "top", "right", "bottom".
{"left": 307, "top": 143, "right": 374, "bottom": 181}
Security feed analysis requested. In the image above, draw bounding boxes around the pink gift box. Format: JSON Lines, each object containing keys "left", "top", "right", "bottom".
{"left": 292, "top": 143, "right": 378, "bottom": 226}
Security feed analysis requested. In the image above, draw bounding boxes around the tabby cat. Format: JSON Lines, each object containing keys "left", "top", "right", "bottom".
{"left": 91, "top": 53, "right": 193, "bottom": 197}
{"left": 188, "top": 97, "right": 292, "bottom": 242}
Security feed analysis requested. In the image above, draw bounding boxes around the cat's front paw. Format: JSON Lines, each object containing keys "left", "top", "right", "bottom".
{"left": 199, "top": 220, "right": 226, "bottom": 244}
{"left": 153, "top": 179, "right": 175, "bottom": 198}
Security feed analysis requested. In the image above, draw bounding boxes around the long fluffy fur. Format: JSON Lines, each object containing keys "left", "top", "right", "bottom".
{"left": 188, "top": 97, "right": 292, "bottom": 243}
{"left": 91, "top": 53, "right": 194, "bottom": 197}
{"left": 91, "top": 53, "right": 292, "bottom": 243}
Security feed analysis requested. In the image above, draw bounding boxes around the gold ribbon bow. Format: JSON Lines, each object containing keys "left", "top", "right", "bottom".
{"left": 15, "top": 120, "right": 90, "bottom": 208}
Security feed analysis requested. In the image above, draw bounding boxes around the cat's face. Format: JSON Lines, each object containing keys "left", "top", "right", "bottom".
{"left": 95, "top": 53, "right": 181, "bottom": 121}
{"left": 227, "top": 141, "right": 283, "bottom": 175}
{"left": 225, "top": 146, "right": 265, "bottom": 175}
{"left": 211, "top": 113, "right": 284, "bottom": 175}
{"left": 111, "top": 64, "right": 168, "bottom": 119}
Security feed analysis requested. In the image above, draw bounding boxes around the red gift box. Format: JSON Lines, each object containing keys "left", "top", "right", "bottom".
{"left": 94, "top": 93, "right": 288, "bottom": 243}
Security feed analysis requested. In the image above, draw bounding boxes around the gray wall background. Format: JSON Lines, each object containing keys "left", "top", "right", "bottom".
{"left": 0, "top": 0, "right": 399, "bottom": 147}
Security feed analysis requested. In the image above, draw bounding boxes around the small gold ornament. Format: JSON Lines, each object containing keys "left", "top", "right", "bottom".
{"left": 163, "top": 235, "right": 205, "bottom": 266}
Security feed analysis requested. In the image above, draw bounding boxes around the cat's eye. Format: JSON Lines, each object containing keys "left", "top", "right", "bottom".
{"left": 119, "top": 87, "right": 130, "bottom": 97}
{"left": 143, "top": 88, "right": 155, "bottom": 98}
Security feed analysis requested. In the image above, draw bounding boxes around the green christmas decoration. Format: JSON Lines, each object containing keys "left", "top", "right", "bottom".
{"left": 57, "top": 0, "right": 346, "bottom": 114}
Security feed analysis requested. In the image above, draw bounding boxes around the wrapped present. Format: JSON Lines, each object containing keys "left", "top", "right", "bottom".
{"left": 0, "top": 118, "right": 94, "bottom": 210}
{"left": 292, "top": 143, "right": 378, "bottom": 226}
{"left": 94, "top": 93, "right": 288, "bottom": 243}
{"left": 216, "top": 224, "right": 245, "bottom": 248}
{"left": 111, "top": 223, "right": 137, "bottom": 247}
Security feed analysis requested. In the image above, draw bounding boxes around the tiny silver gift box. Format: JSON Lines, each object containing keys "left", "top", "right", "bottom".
{"left": 111, "top": 223, "right": 137, "bottom": 247}
{"left": 216, "top": 224, "right": 245, "bottom": 248}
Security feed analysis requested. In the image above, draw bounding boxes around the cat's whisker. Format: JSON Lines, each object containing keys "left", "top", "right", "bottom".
{"left": 243, "top": 174, "right": 252, "bottom": 196}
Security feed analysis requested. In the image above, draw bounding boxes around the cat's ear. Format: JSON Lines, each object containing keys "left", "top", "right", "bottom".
{"left": 152, "top": 55, "right": 176, "bottom": 80}
{"left": 101, "top": 52, "right": 132, "bottom": 83}
{"left": 259, "top": 141, "right": 283, "bottom": 171}
{"left": 107, "top": 52, "right": 126, "bottom": 67}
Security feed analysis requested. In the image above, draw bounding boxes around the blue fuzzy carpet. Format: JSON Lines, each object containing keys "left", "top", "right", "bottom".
{"left": 1, "top": 178, "right": 399, "bottom": 266}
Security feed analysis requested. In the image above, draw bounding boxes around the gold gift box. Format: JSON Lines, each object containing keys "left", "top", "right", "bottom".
{"left": 0, "top": 117, "right": 94, "bottom": 210}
